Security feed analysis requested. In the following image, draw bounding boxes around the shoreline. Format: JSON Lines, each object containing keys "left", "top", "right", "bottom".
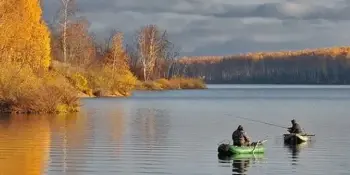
{"left": 77, "top": 83, "right": 350, "bottom": 99}
{"left": 77, "top": 85, "right": 208, "bottom": 98}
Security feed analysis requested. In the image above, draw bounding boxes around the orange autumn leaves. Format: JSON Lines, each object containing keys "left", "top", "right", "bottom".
{"left": 0, "top": 0, "right": 51, "bottom": 70}
{"left": 0, "top": 0, "right": 78, "bottom": 113}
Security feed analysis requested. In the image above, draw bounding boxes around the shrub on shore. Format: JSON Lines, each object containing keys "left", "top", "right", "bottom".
{"left": 136, "top": 77, "right": 207, "bottom": 90}
{"left": 0, "top": 61, "right": 79, "bottom": 114}
{"left": 85, "top": 65, "right": 138, "bottom": 97}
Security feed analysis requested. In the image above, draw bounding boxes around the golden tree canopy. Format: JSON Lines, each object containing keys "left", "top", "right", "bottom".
{"left": 0, "top": 0, "right": 51, "bottom": 70}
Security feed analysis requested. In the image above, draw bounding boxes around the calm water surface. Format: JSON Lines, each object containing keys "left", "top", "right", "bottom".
{"left": 1, "top": 85, "right": 350, "bottom": 175}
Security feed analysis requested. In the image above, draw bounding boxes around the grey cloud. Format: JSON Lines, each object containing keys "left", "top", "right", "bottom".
{"left": 42, "top": 0, "right": 350, "bottom": 56}
{"left": 189, "top": 36, "right": 350, "bottom": 56}
{"left": 211, "top": 1, "right": 350, "bottom": 21}
{"left": 43, "top": 0, "right": 350, "bottom": 23}
{"left": 185, "top": 20, "right": 350, "bottom": 56}
{"left": 72, "top": 0, "right": 350, "bottom": 22}
{"left": 43, "top": 0, "right": 350, "bottom": 21}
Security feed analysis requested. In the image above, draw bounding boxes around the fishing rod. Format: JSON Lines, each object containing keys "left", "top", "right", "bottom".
{"left": 228, "top": 115, "right": 289, "bottom": 129}
{"left": 229, "top": 115, "right": 315, "bottom": 136}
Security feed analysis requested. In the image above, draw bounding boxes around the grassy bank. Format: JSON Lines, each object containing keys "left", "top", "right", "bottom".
{"left": 136, "top": 78, "right": 207, "bottom": 91}
{"left": 51, "top": 60, "right": 138, "bottom": 98}
{"left": 51, "top": 61, "right": 206, "bottom": 98}
{"left": 0, "top": 61, "right": 79, "bottom": 114}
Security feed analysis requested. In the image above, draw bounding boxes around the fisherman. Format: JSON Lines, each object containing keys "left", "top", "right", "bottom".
{"left": 232, "top": 125, "right": 251, "bottom": 146}
{"left": 288, "top": 119, "right": 302, "bottom": 134}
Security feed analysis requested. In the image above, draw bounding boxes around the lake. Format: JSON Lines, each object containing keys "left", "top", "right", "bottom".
{"left": 0, "top": 84, "right": 350, "bottom": 175}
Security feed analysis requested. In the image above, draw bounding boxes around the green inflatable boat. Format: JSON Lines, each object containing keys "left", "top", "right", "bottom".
{"left": 217, "top": 140, "right": 266, "bottom": 156}
{"left": 218, "top": 151, "right": 265, "bottom": 161}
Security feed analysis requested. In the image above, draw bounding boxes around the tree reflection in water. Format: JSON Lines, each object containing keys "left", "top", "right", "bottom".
{"left": 132, "top": 108, "right": 171, "bottom": 148}
{"left": 0, "top": 114, "right": 50, "bottom": 175}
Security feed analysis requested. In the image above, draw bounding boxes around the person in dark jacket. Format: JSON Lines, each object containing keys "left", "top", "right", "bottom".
{"left": 232, "top": 125, "right": 251, "bottom": 146}
{"left": 288, "top": 119, "right": 302, "bottom": 134}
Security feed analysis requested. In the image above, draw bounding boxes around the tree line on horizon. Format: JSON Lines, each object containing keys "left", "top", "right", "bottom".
{"left": 174, "top": 47, "right": 350, "bottom": 84}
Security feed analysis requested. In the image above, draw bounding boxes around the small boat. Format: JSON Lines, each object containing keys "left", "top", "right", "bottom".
{"left": 283, "top": 133, "right": 314, "bottom": 144}
{"left": 217, "top": 140, "right": 266, "bottom": 156}
{"left": 231, "top": 152, "right": 265, "bottom": 160}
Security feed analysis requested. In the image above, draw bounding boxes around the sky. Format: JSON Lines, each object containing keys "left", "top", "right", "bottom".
{"left": 42, "top": 0, "right": 350, "bottom": 56}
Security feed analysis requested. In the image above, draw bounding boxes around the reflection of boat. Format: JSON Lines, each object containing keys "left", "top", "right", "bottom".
{"left": 218, "top": 153, "right": 264, "bottom": 175}
{"left": 232, "top": 153, "right": 264, "bottom": 160}
{"left": 283, "top": 133, "right": 313, "bottom": 144}
{"left": 217, "top": 140, "right": 265, "bottom": 156}
{"left": 218, "top": 153, "right": 265, "bottom": 161}
{"left": 284, "top": 142, "right": 308, "bottom": 155}
{"left": 283, "top": 141, "right": 311, "bottom": 165}
{"left": 232, "top": 157, "right": 250, "bottom": 175}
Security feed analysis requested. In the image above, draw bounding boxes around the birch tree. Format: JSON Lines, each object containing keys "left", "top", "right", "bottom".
{"left": 56, "top": 0, "right": 77, "bottom": 63}
{"left": 135, "top": 24, "right": 177, "bottom": 80}
{"left": 64, "top": 18, "right": 95, "bottom": 66}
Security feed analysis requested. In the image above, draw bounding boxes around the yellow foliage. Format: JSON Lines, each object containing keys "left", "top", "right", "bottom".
{"left": 86, "top": 65, "right": 138, "bottom": 96}
{"left": 155, "top": 78, "right": 171, "bottom": 89}
{"left": 178, "top": 46, "right": 350, "bottom": 64}
{"left": 0, "top": 61, "right": 79, "bottom": 113}
{"left": 70, "top": 73, "right": 91, "bottom": 95}
{"left": 177, "top": 78, "right": 206, "bottom": 89}
{"left": 0, "top": 0, "right": 51, "bottom": 70}
{"left": 141, "top": 81, "right": 163, "bottom": 90}
{"left": 104, "top": 32, "right": 129, "bottom": 69}
{"left": 167, "top": 78, "right": 206, "bottom": 89}
{"left": 137, "top": 78, "right": 206, "bottom": 90}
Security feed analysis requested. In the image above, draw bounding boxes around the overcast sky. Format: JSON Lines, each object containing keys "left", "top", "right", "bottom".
{"left": 42, "top": 0, "right": 350, "bottom": 56}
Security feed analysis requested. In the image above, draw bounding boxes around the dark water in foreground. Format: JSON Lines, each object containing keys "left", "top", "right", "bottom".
{"left": 1, "top": 85, "right": 350, "bottom": 175}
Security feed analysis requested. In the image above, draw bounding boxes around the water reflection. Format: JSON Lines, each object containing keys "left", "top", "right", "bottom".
{"left": 132, "top": 108, "right": 170, "bottom": 147}
{"left": 50, "top": 112, "right": 88, "bottom": 148}
{"left": 218, "top": 154, "right": 264, "bottom": 175}
{"left": 49, "top": 112, "right": 88, "bottom": 173}
{"left": 232, "top": 158, "right": 250, "bottom": 175}
{"left": 107, "top": 109, "right": 125, "bottom": 156}
{"left": 48, "top": 105, "right": 127, "bottom": 173}
{"left": 284, "top": 141, "right": 313, "bottom": 165}
{"left": 0, "top": 114, "right": 50, "bottom": 175}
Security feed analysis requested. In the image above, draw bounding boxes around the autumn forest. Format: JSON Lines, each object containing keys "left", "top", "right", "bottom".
{"left": 0, "top": 0, "right": 205, "bottom": 113}
{"left": 176, "top": 47, "right": 350, "bottom": 84}
{"left": 1, "top": 0, "right": 350, "bottom": 114}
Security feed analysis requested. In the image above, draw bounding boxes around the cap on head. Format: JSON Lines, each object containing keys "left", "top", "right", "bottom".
{"left": 238, "top": 125, "right": 243, "bottom": 131}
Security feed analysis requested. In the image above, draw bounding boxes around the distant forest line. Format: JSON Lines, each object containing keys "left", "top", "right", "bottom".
{"left": 173, "top": 47, "right": 350, "bottom": 84}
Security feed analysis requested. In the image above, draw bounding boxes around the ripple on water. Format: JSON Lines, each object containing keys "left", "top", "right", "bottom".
{"left": 2, "top": 86, "right": 350, "bottom": 174}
